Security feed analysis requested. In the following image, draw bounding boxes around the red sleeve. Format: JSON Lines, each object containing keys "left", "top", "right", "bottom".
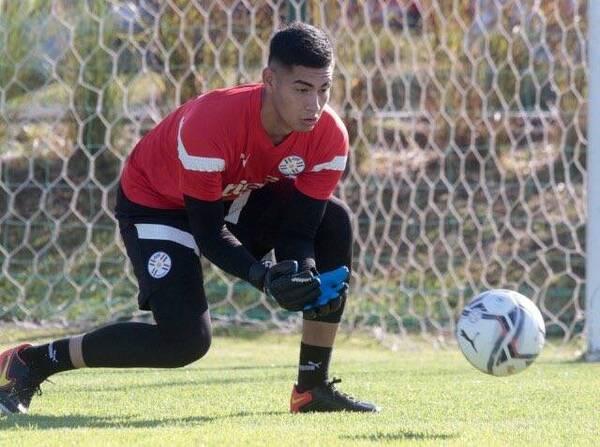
{"left": 295, "top": 119, "right": 349, "bottom": 200}
{"left": 176, "top": 108, "right": 226, "bottom": 201}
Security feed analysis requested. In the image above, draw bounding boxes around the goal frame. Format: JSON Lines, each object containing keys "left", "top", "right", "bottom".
{"left": 586, "top": 0, "right": 600, "bottom": 361}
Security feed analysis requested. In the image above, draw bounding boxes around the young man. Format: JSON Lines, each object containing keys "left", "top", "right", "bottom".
{"left": 0, "top": 22, "right": 379, "bottom": 414}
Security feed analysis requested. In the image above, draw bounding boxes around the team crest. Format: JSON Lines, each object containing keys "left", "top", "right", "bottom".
{"left": 148, "top": 251, "right": 172, "bottom": 279}
{"left": 278, "top": 156, "right": 305, "bottom": 176}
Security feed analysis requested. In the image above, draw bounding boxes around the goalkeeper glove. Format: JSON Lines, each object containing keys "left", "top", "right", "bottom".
{"left": 248, "top": 260, "right": 321, "bottom": 311}
{"left": 303, "top": 266, "right": 350, "bottom": 320}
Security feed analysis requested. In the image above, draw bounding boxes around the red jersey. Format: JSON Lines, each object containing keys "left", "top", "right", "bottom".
{"left": 121, "top": 84, "right": 349, "bottom": 208}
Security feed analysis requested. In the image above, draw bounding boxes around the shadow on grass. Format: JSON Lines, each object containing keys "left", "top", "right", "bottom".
{"left": 341, "top": 430, "right": 459, "bottom": 442}
{"left": 0, "top": 410, "right": 286, "bottom": 430}
{"left": 69, "top": 373, "right": 291, "bottom": 393}
{"left": 197, "top": 364, "right": 297, "bottom": 372}
{"left": 67, "top": 363, "right": 297, "bottom": 376}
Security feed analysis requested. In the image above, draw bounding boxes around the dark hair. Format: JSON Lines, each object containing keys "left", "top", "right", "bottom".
{"left": 268, "top": 22, "right": 333, "bottom": 68}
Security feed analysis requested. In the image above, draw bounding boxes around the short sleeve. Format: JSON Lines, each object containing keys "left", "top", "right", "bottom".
{"left": 295, "top": 118, "right": 349, "bottom": 200}
{"left": 177, "top": 111, "right": 226, "bottom": 201}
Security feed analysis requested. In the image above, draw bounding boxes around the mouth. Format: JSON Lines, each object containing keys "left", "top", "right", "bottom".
{"left": 302, "top": 117, "right": 318, "bottom": 125}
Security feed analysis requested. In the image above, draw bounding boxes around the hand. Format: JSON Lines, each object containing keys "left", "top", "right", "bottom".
{"left": 303, "top": 266, "right": 350, "bottom": 320}
{"left": 248, "top": 260, "right": 321, "bottom": 311}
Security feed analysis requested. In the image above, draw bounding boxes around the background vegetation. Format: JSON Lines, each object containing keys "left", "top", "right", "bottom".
{"left": 0, "top": 1, "right": 588, "bottom": 344}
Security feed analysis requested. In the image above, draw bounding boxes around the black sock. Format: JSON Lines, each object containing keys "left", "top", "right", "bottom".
{"left": 20, "top": 338, "right": 74, "bottom": 380}
{"left": 296, "top": 343, "right": 332, "bottom": 392}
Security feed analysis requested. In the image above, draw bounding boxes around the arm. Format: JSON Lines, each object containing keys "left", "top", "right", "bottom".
{"left": 184, "top": 195, "right": 257, "bottom": 282}
{"left": 281, "top": 113, "right": 349, "bottom": 266}
{"left": 184, "top": 194, "right": 321, "bottom": 309}
{"left": 273, "top": 187, "right": 327, "bottom": 271}
{"left": 274, "top": 187, "right": 349, "bottom": 319}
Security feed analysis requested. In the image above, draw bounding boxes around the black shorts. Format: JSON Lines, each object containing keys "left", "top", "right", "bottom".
{"left": 115, "top": 180, "right": 297, "bottom": 312}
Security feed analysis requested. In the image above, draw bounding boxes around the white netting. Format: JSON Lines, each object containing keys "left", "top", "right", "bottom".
{"left": 0, "top": 0, "right": 588, "bottom": 344}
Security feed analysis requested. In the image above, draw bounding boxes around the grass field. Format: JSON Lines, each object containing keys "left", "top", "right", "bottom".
{"left": 0, "top": 329, "right": 598, "bottom": 446}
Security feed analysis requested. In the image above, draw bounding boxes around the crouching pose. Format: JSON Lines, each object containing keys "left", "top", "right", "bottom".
{"left": 0, "top": 22, "right": 379, "bottom": 415}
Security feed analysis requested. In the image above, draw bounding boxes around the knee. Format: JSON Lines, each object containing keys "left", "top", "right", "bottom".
{"left": 321, "top": 198, "right": 353, "bottom": 243}
{"left": 309, "top": 289, "right": 347, "bottom": 323}
{"left": 316, "top": 198, "right": 353, "bottom": 268}
{"left": 159, "top": 314, "right": 212, "bottom": 367}
{"left": 164, "top": 328, "right": 211, "bottom": 368}
{"left": 181, "top": 327, "right": 212, "bottom": 365}
{"left": 327, "top": 198, "right": 352, "bottom": 230}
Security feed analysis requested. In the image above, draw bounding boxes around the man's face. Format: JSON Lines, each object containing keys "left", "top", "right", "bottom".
{"left": 267, "top": 63, "right": 333, "bottom": 132}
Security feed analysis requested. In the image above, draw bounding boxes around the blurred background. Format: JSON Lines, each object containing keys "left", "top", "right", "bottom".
{"left": 0, "top": 1, "right": 588, "bottom": 349}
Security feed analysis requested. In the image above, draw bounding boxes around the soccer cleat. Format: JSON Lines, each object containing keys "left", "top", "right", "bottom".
{"left": 290, "top": 378, "right": 380, "bottom": 413}
{"left": 0, "top": 344, "right": 43, "bottom": 415}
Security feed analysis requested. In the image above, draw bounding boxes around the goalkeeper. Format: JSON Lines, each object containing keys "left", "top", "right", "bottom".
{"left": 0, "top": 22, "right": 379, "bottom": 415}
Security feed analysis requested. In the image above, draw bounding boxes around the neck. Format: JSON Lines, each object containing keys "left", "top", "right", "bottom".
{"left": 260, "top": 88, "right": 292, "bottom": 145}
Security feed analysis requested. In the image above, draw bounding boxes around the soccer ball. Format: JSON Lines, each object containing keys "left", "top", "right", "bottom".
{"left": 456, "top": 289, "right": 545, "bottom": 376}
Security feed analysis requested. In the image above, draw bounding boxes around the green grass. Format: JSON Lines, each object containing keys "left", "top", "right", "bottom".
{"left": 0, "top": 331, "right": 598, "bottom": 446}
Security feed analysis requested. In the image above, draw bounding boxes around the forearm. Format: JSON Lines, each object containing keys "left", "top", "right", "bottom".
{"left": 185, "top": 195, "right": 257, "bottom": 282}
{"left": 197, "top": 225, "right": 257, "bottom": 281}
{"left": 274, "top": 187, "right": 327, "bottom": 271}
{"left": 274, "top": 234, "right": 316, "bottom": 272}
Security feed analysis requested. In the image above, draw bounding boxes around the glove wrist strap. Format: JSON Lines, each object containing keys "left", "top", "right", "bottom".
{"left": 247, "top": 261, "right": 271, "bottom": 291}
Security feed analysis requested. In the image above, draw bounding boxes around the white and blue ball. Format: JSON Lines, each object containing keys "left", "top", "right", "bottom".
{"left": 456, "top": 289, "right": 545, "bottom": 376}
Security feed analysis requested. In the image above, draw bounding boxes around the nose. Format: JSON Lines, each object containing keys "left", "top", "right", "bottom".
{"left": 305, "top": 93, "right": 320, "bottom": 114}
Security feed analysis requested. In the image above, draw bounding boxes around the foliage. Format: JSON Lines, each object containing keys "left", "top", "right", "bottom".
{"left": 0, "top": 1, "right": 589, "bottom": 339}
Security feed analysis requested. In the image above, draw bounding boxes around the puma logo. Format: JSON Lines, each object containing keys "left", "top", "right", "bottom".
{"left": 298, "top": 361, "right": 321, "bottom": 371}
{"left": 48, "top": 342, "right": 58, "bottom": 363}
{"left": 240, "top": 153, "right": 250, "bottom": 167}
{"left": 460, "top": 330, "right": 479, "bottom": 352}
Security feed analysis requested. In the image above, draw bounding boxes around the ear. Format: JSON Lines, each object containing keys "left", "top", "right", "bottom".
{"left": 262, "top": 67, "right": 275, "bottom": 91}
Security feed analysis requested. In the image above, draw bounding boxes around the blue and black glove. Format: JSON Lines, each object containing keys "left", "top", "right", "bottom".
{"left": 303, "top": 266, "right": 350, "bottom": 320}
{"left": 248, "top": 260, "right": 321, "bottom": 312}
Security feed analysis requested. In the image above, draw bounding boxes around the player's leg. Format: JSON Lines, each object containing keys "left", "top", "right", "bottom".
{"left": 225, "top": 184, "right": 378, "bottom": 412}
{"left": 0, "top": 218, "right": 211, "bottom": 415}
{"left": 289, "top": 196, "right": 378, "bottom": 412}
{"left": 295, "top": 196, "right": 352, "bottom": 391}
{"left": 78, "top": 222, "right": 212, "bottom": 369}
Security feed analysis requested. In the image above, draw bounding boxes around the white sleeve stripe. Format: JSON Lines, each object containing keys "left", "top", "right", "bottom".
{"left": 224, "top": 191, "right": 251, "bottom": 225}
{"left": 311, "top": 155, "right": 347, "bottom": 172}
{"left": 135, "top": 224, "right": 199, "bottom": 256}
{"left": 177, "top": 117, "right": 225, "bottom": 172}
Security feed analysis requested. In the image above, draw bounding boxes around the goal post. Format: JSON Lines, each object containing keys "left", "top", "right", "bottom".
{"left": 586, "top": 0, "right": 600, "bottom": 361}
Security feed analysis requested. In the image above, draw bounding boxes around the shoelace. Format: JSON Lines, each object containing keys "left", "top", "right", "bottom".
{"left": 16, "top": 376, "right": 49, "bottom": 406}
{"left": 325, "top": 377, "right": 358, "bottom": 402}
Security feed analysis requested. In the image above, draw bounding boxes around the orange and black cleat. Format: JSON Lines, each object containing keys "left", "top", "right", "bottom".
{"left": 0, "top": 344, "right": 43, "bottom": 415}
{"left": 290, "top": 378, "right": 380, "bottom": 413}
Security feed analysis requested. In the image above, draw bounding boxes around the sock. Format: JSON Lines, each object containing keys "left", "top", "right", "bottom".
{"left": 296, "top": 342, "right": 332, "bottom": 392}
{"left": 20, "top": 338, "right": 75, "bottom": 380}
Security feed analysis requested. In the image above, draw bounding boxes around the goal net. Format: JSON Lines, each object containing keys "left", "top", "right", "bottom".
{"left": 0, "top": 1, "right": 588, "bottom": 346}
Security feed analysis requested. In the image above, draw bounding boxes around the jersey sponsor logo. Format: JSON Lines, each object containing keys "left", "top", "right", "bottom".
{"left": 147, "top": 251, "right": 172, "bottom": 279}
{"left": 278, "top": 156, "right": 305, "bottom": 176}
{"left": 222, "top": 176, "right": 279, "bottom": 197}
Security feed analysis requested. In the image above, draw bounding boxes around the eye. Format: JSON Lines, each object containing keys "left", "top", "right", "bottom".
{"left": 296, "top": 88, "right": 309, "bottom": 93}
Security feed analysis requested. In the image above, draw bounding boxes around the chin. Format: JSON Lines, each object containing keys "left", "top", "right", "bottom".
{"left": 296, "top": 122, "right": 317, "bottom": 132}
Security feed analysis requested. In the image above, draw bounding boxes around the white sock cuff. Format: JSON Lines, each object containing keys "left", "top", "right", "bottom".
{"left": 68, "top": 335, "right": 87, "bottom": 369}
